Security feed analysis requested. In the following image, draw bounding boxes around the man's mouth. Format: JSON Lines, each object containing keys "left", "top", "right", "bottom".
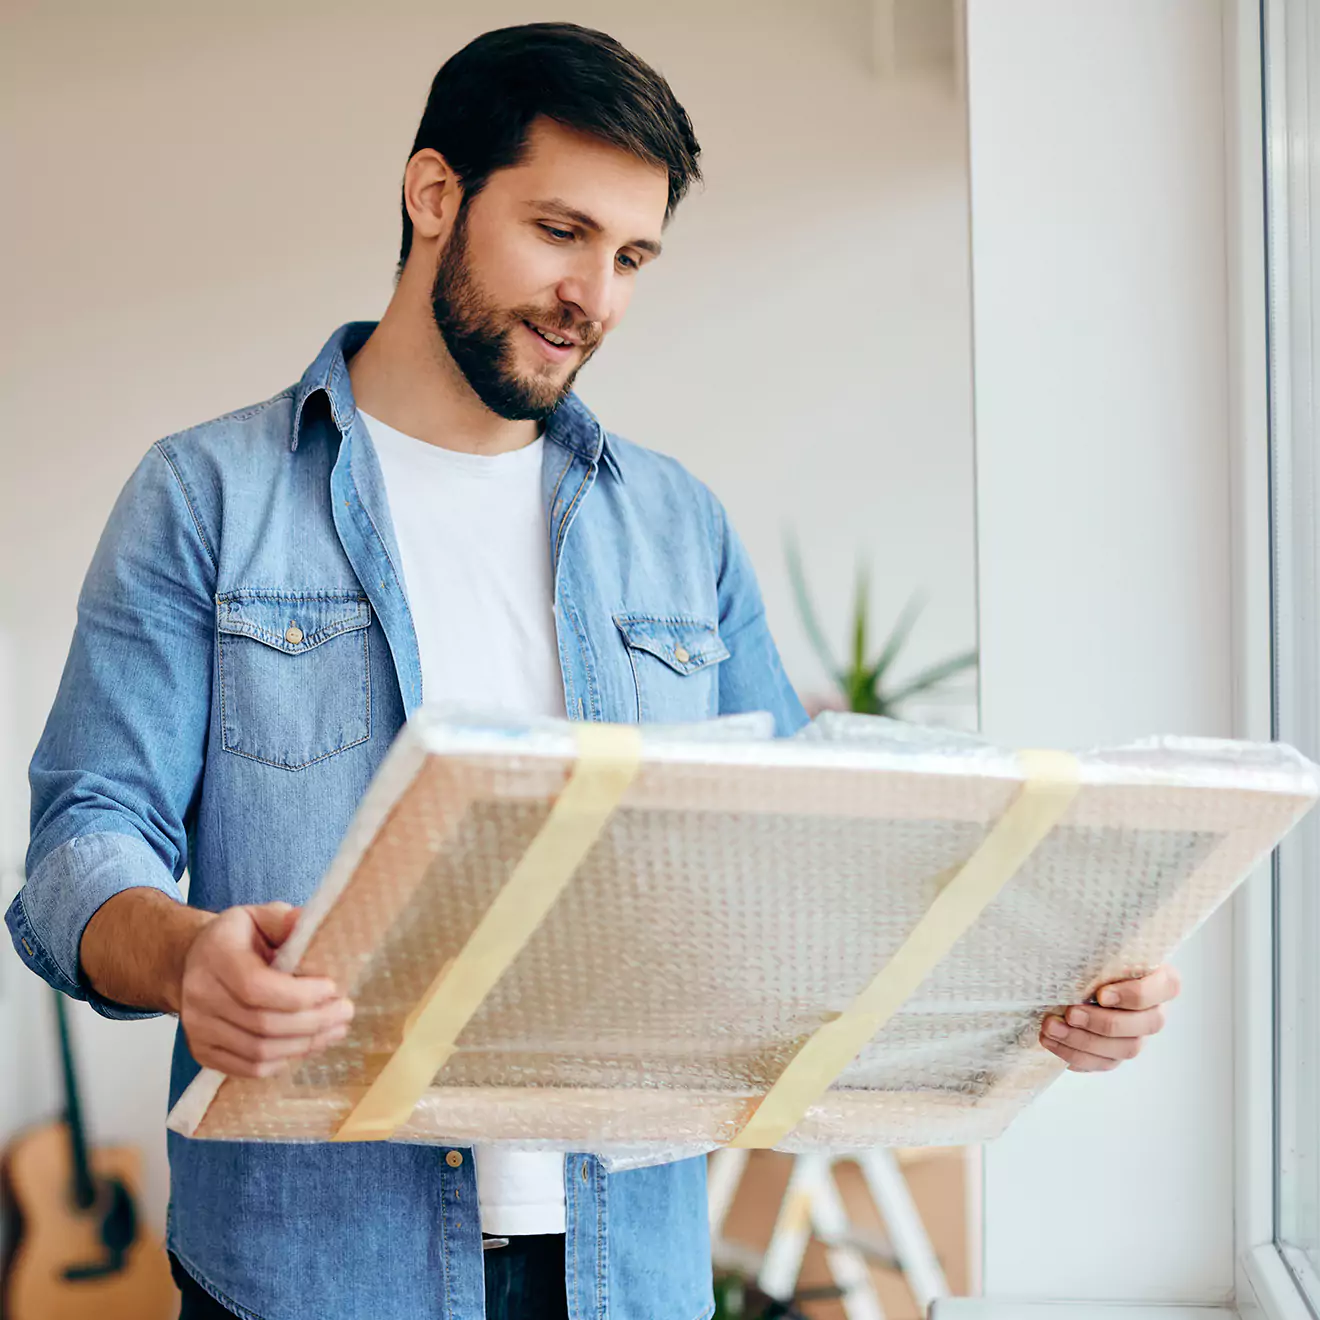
{"left": 521, "top": 320, "right": 585, "bottom": 364}
{"left": 526, "top": 322, "right": 577, "bottom": 347}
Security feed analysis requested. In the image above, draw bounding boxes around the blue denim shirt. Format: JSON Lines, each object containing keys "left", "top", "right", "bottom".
{"left": 7, "top": 322, "right": 808, "bottom": 1320}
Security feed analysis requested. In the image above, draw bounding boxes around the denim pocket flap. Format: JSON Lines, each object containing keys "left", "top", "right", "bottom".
{"left": 217, "top": 591, "right": 371, "bottom": 655}
{"left": 613, "top": 614, "right": 730, "bottom": 675}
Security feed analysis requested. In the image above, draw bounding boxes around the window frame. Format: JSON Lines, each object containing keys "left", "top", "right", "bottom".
{"left": 1233, "top": 1, "right": 1319, "bottom": 1316}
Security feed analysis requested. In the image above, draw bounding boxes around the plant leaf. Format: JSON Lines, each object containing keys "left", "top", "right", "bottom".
{"left": 783, "top": 528, "right": 841, "bottom": 684}
{"left": 864, "top": 591, "right": 928, "bottom": 687}
{"left": 850, "top": 559, "right": 870, "bottom": 679}
{"left": 884, "top": 648, "right": 980, "bottom": 708}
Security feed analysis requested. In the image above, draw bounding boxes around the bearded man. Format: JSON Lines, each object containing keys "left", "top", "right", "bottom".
{"left": 9, "top": 21, "right": 1181, "bottom": 1320}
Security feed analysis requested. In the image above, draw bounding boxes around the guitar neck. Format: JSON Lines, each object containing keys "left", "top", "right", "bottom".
{"left": 53, "top": 990, "right": 97, "bottom": 1209}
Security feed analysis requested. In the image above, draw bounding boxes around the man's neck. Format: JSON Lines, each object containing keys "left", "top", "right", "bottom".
{"left": 347, "top": 301, "right": 540, "bottom": 457}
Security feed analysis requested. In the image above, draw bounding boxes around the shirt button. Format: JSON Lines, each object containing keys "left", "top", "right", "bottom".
{"left": 674, "top": 645, "right": 690, "bottom": 663}
{"left": 581, "top": 1161, "right": 590, "bottom": 1183}
{"left": 285, "top": 624, "right": 304, "bottom": 645}
{"left": 446, "top": 1150, "right": 464, "bottom": 1168}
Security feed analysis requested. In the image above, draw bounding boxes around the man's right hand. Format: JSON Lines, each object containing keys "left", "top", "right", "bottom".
{"left": 178, "top": 902, "right": 354, "bottom": 1079}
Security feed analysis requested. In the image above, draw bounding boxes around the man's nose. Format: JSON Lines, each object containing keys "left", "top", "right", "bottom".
{"left": 556, "top": 261, "right": 614, "bottom": 330}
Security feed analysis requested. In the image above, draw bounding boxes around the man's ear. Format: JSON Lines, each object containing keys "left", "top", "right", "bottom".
{"left": 403, "top": 149, "right": 462, "bottom": 247}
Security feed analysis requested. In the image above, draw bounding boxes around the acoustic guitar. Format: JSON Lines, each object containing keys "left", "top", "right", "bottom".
{"left": 0, "top": 991, "right": 176, "bottom": 1319}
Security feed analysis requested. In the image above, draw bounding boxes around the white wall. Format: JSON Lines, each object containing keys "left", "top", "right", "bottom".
{"left": 0, "top": 0, "right": 975, "bottom": 1232}
{"left": 966, "top": 0, "right": 1237, "bottom": 1305}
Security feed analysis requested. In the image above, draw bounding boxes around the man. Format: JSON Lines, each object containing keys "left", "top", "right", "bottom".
{"left": 7, "top": 21, "right": 1181, "bottom": 1320}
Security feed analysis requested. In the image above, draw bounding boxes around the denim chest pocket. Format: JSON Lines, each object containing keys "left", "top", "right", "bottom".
{"left": 217, "top": 590, "right": 372, "bottom": 770}
{"left": 613, "top": 613, "right": 730, "bottom": 723}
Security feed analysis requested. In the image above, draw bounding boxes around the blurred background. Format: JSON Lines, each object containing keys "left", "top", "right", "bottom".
{"left": 1, "top": 1, "right": 977, "bottom": 1315}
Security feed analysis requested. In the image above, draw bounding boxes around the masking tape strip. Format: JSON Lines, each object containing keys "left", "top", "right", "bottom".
{"left": 333, "top": 723, "right": 644, "bottom": 1142}
{"left": 727, "top": 749, "right": 1082, "bottom": 1150}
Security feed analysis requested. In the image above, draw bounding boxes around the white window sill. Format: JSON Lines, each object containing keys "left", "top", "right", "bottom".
{"left": 1241, "top": 1243, "right": 1320, "bottom": 1320}
{"left": 931, "top": 1304, "right": 1237, "bottom": 1320}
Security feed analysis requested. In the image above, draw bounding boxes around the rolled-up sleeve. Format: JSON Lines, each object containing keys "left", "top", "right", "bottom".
{"left": 6, "top": 440, "right": 215, "bottom": 1019}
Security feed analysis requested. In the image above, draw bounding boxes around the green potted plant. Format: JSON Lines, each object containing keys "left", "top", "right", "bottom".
{"left": 713, "top": 1269, "right": 845, "bottom": 1319}
{"left": 784, "top": 529, "right": 977, "bottom": 718}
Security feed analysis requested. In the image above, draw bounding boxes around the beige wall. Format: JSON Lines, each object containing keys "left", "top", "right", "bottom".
{"left": 0, "top": 0, "right": 975, "bottom": 1231}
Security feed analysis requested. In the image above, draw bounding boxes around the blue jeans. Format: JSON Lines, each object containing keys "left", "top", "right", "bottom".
{"left": 483, "top": 1235, "right": 570, "bottom": 1319}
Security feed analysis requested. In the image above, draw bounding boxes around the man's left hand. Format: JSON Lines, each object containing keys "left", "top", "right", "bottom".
{"left": 1039, "top": 963, "right": 1181, "bottom": 1072}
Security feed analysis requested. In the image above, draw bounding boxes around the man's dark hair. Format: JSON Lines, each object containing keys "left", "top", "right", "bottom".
{"left": 399, "top": 22, "right": 701, "bottom": 270}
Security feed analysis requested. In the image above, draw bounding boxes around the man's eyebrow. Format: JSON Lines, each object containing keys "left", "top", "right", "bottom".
{"left": 528, "top": 197, "right": 663, "bottom": 257}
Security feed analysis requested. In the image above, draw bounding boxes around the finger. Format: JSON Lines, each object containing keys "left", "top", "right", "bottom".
{"left": 249, "top": 902, "right": 301, "bottom": 949}
{"left": 1065, "top": 1004, "right": 1166, "bottom": 1039}
{"left": 210, "top": 989, "right": 354, "bottom": 1040}
{"left": 215, "top": 958, "right": 342, "bottom": 1013}
{"left": 1094, "top": 964, "right": 1181, "bottom": 1011}
{"left": 197, "top": 1042, "right": 294, "bottom": 1081}
{"left": 1041, "top": 1016, "right": 1143, "bottom": 1062}
{"left": 194, "top": 1015, "right": 348, "bottom": 1066}
{"left": 1040, "top": 1036, "right": 1120, "bottom": 1072}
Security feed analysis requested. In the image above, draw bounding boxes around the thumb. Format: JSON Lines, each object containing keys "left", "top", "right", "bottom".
{"left": 248, "top": 901, "right": 301, "bottom": 948}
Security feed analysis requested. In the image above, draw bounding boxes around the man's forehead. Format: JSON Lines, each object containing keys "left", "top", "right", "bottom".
{"left": 495, "top": 119, "right": 669, "bottom": 231}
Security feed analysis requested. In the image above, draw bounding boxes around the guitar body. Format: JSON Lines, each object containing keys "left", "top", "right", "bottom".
{"left": 1, "top": 1120, "right": 177, "bottom": 1320}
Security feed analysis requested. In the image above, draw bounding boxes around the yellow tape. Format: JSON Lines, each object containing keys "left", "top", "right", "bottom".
{"left": 727, "top": 749, "right": 1081, "bottom": 1150}
{"left": 333, "top": 723, "right": 643, "bottom": 1142}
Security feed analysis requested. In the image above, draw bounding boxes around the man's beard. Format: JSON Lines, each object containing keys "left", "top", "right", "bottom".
{"left": 430, "top": 205, "right": 597, "bottom": 422}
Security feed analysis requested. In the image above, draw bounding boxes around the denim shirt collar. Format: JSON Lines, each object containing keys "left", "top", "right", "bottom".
{"left": 291, "top": 320, "right": 622, "bottom": 481}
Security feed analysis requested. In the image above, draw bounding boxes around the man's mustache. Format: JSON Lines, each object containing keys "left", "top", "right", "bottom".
{"left": 513, "top": 307, "right": 602, "bottom": 350}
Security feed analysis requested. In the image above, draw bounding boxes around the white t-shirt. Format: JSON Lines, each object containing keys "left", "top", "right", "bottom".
{"left": 361, "top": 408, "right": 567, "bottom": 1237}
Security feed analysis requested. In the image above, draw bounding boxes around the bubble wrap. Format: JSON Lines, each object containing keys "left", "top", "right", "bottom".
{"left": 167, "top": 705, "right": 1319, "bottom": 1171}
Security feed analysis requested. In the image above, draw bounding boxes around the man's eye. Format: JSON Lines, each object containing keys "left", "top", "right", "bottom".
{"left": 616, "top": 253, "right": 639, "bottom": 271}
{"left": 540, "top": 225, "right": 574, "bottom": 241}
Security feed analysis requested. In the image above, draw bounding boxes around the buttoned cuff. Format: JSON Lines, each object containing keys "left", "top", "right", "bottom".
{"left": 6, "top": 830, "right": 183, "bottom": 1020}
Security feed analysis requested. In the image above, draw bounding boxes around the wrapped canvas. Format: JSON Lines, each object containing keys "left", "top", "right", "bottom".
{"left": 167, "top": 707, "right": 1319, "bottom": 1171}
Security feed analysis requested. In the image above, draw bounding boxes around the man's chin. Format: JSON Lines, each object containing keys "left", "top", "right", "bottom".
{"left": 510, "top": 364, "right": 577, "bottom": 408}
{"left": 482, "top": 378, "right": 572, "bottom": 422}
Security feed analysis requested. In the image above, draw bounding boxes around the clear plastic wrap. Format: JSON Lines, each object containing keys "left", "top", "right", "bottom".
{"left": 168, "top": 704, "right": 1319, "bottom": 1172}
